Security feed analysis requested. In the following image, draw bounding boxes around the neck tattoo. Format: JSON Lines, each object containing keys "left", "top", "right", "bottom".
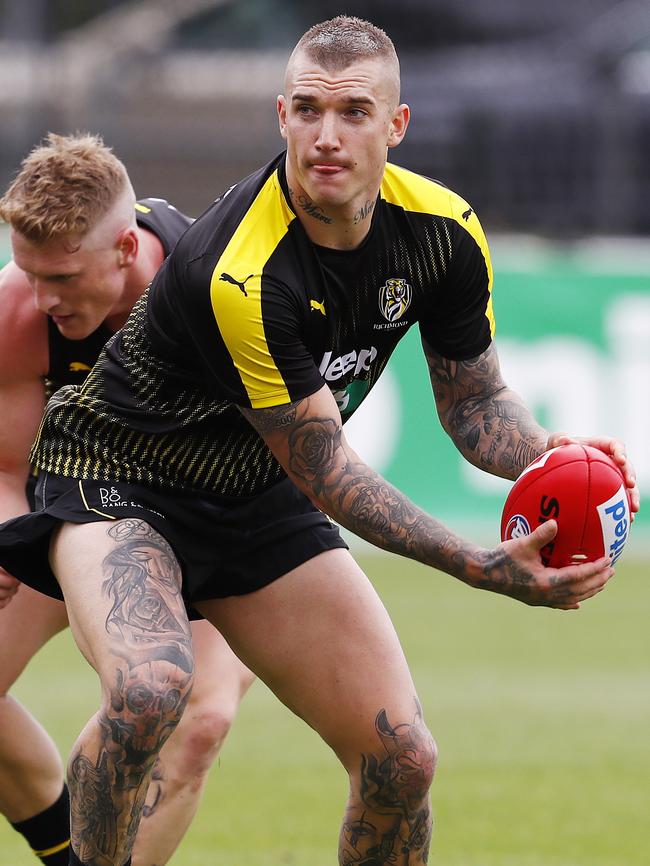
{"left": 353, "top": 199, "right": 375, "bottom": 225}
{"left": 289, "top": 187, "right": 333, "bottom": 224}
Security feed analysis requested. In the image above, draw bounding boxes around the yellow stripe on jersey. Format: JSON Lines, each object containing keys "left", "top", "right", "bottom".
{"left": 34, "top": 839, "right": 70, "bottom": 857}
{"left": 134, "top": 202, "right": 152, "bottom": 213}
{"left": 210, "top": 170, "right": 296, "bottom": 408}
{"left": 381, "top": 163, "right": 495, "bottom": 338}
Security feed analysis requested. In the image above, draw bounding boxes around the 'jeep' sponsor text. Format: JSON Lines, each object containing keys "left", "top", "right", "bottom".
{"left": 318, "top": 347, "right": 378, "bottom": 382}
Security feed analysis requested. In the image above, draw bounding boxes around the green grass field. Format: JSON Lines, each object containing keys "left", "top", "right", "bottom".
{"left": 3, "top": 553, "right": 649, "bottom": 865}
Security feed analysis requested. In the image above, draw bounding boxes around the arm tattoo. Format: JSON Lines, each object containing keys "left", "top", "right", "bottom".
{"left": 241, "top": 401, "right": 298, "bottom": 434}
{"left": 246, "top": 398, "right": 581, "bottom": 603}
{"left": 424, "top": 341, "right": 548, "bottom": 479}
{"left": 288, "top": 417, "right": 341, "bottom": 481}
{"left": 246, "top": 396, "right": 583, "bottom": 605}
{"left": 475, "top": 546, "right": 580, "bottom": 607}
{"left": 246, "top": 398, "right": 479, "bottom": 579}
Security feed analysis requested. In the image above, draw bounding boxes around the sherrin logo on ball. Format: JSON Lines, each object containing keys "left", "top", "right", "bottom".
{"left": 504, "top": 514, "right": 531, "bottom": 539}
{"left": 500, "top": 444, "right": 631, "bottom": 568}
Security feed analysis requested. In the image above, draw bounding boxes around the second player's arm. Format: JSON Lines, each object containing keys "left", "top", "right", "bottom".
{"left": 241, "top": 384, "right": 611, "bottom": 609}
{"left": 0, "top": 372, "right": 46, "bottom": 608}
{"left": 0, "top": 263, "right": 49, "bottom": 604}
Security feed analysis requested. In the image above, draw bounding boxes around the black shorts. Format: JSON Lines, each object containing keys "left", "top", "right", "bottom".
{"left": 0, "top": 473, "right": 347, "bottom": 612}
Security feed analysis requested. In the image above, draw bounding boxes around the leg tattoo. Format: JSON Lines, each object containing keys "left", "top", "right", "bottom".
{"left": 340, "top": 701, "right": 435, "bottom": 865}
{"left": 68, "top": 520, "right": 193, "bottom": 866}
{"left": 141, "top": 758, "right": 165, "bottom": 819}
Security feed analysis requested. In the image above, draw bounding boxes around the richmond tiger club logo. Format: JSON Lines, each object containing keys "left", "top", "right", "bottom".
{"left": 378, "top": 277, "right": 412, "bottom": 327}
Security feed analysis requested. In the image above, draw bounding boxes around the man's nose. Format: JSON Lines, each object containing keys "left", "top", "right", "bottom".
{"left": 315, "top": 113, "right": 341, "bottom": 149}
{"left": 33, "top": 280, "right": 61, "bottom": 312}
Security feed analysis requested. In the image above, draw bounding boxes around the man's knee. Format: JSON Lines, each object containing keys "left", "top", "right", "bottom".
{"left": 356, "top": 707, "right": 438, "bottom": 812}
{"left": 101, "top": 660, "right": 194, "bottom": 767}
{"left": 168, "top": 703, "right": 236, "bottom": 780}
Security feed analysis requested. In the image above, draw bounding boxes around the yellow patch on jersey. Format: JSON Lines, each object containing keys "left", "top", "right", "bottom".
{"left": 310, "top": 298, "right": 326, "bottom": 316}
{"left": 134, "top": 203, "right": 152, "bottom": 213}
{"left": 210, "top": 170, "right": 296, "bottom": 408}
{"left": 381, "top": 163, "right": 495, "bottom": 338}
{"left": 34, "top": 839, "right": 70, "bottom": 857}
{"left": 69, "top": 361, "right": 92, "bottom": 372}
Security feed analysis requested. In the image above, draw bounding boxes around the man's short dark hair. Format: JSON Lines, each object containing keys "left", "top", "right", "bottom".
{"left": 294, "top": 15, "right": 397, "bottom": 73}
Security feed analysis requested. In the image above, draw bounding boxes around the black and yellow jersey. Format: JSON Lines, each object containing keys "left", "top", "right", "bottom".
{"left": 32, "top": 153, "right": 495, "bottom": 498}
{"left": 44, "top": 198, "right": 192, "bottom": 396}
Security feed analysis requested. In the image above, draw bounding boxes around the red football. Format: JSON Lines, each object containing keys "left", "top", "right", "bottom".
{"left": 500, "top": 444, "right": 631, "bottom": 568}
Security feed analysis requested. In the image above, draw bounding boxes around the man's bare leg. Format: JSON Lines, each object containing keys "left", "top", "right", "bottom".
{"left": 133, "top": 622, "right": 254, "bottom": 866}
{"left": 0, "top": 587, "right": 69, "bottom": 824}
{"left": 51, "top": 519, "right": 195, "bottom": 866}
{"left": 0, "top": 585, "right": 253, "bottom": 865}
{"left": 0, "top": 588, "right": 71, "bottom": 865}
{"left": 199, "top": 548, "right": 437, "bottom": 865}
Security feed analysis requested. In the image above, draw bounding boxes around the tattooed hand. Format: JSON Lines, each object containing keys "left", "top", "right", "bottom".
{"left": 476, "top": 519, "right": 615, "bottom": 610}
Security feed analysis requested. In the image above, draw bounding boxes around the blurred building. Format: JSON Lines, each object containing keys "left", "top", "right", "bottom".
{"left": 2, "top": 0, "right": 650, "bottom": 232}
{"left": 2, "top": 1, "right": 650, "bottom": 529}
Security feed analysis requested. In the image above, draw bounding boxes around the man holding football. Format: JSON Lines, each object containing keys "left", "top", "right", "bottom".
{"left": 0, "top": 16, "right": 638, "bottom": 866}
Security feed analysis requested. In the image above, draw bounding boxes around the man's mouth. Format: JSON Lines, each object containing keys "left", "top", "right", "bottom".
{"left": 311, "top": 163, "right": 345, "bottom": 175}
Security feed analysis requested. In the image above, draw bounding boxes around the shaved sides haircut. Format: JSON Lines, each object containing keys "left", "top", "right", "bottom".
{"left": 0, "top": 132, "right": 132, "bottom": 243}
{"left": 288, "top": 15, "right": 401, "bottom": 103}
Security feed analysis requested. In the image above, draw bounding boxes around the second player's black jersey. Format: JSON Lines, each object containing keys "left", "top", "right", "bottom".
{"left": 33, "top": 153, "right": 495, "bottom": 498}
{"left": 44, "top": 198, "right": 192, "bottom": 398}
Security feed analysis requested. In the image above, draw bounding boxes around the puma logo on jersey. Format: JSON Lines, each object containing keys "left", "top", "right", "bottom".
{"left": 69, "top": 361, "right": 92, "bottom": 372}
{"left": 220, "top": 272, "right": 254, "bottom": 297}
{"left": 310, "top": 299, "right": 326, "bottom": 316}
{"left": 462, "top": 207, "right": 473, "bottom": 221}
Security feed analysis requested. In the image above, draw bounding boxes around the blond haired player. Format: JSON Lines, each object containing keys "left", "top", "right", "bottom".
{"left": 0, "top": 133, "right": 254, "bottom": 866}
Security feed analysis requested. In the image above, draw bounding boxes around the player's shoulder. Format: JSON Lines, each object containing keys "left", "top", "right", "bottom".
{"left": 381, "top": 162, "right": 475, "bottom": 224}
{"left": 0, "top": 261, "right": 48, "bottom": 379}
{"left": 134, "top": 198, "right": 193, "bottom": 254}
{"left": 172, "top": 154, "right": 293, "bottom": 268}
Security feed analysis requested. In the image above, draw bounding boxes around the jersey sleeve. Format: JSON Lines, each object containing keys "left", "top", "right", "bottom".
{"left": 418, "top": 203, "right": 496, "bottom": 360}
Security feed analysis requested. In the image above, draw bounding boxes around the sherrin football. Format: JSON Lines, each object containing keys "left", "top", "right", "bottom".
{"left": 500, "top": 444, "right": 631, "bottom": 568}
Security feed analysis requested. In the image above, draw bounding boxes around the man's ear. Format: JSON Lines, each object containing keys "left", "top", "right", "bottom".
{"left": 278, "top": 95, "right": 288, "bottom": 140}
{"left": 387, "top": 103, "right": 410, "bottom": 149}
{"left": 117, "top": 227, "right": 138, "bottom": 267}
